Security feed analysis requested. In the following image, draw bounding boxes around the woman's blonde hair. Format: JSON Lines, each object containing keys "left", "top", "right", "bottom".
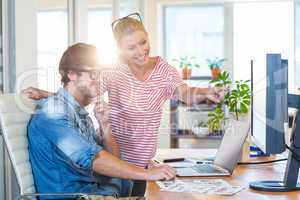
{"left": 112, "top": 16, "right": 147, "bottom": 44}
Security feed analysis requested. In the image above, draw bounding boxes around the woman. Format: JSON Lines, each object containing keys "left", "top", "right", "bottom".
{"left": 24, "top": 13, "right": 224, "bottom": 196}
{"left": 97, "top": 12, "right": 224, "bottom": 195}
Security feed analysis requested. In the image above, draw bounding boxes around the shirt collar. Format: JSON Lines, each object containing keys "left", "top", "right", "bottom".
{"left": 56, "top": 88, "right": 89, "bottom": 117}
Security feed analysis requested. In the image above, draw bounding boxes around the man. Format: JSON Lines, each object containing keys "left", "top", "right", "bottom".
{"left": 27, "top": 43, "right": 176, "bottom": 199}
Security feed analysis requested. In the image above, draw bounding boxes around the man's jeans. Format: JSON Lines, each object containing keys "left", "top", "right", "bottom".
{"left": 121, "top": 179, "right": 134, "bottom": 197}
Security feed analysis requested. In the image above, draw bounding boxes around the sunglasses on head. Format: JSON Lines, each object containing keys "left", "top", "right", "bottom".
{"left": 111, "top": 12, "right": 142, "bottom": 31}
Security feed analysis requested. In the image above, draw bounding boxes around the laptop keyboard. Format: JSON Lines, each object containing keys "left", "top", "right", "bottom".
{"left": 192, "top": 164, "right": 223, "bottom": 174}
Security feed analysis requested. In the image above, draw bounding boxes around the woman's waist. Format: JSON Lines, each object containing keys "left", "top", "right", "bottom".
{"left": 110, "top": 107, "right": 163, "bottom": 117}
{"left": 120, "top": 148, "right": 157, "bottom": 167}
{"left": 111, "top": 124, "right": 159, "bottom": 140}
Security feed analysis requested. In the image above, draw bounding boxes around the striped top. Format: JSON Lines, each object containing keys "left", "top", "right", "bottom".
{"left": 100, "top": 57, "right": 184, "bottom": 167}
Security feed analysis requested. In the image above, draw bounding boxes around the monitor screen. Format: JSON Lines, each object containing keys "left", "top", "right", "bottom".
{"left": 251, "top": 54, "right": 288, "bottom": 154}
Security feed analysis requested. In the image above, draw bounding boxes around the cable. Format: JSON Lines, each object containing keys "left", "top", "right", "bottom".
{"left": 285, "top": 144, "right": 300, "bottom": 162}
{"left": 237, "top": 158, "right": 287, "bottom": 165}
{"left": 238, "top": 144, "right": 300, "bottom": 165}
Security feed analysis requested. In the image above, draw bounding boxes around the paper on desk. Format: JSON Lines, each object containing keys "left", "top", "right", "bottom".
{"left": 156, "top": 179, "right": 244, "bottom": 196}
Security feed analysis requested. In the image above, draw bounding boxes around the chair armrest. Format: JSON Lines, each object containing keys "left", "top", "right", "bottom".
{"left": 17, "top": 192, "right": 90, "bottom": 200}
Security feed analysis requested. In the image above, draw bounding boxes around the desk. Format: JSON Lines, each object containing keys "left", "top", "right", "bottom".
{"left": 145, "top": 149, "right": 300, "bottom": 200}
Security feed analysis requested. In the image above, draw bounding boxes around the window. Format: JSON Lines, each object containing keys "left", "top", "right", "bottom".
{"left": 233, "top": 2, "right": 294, "bottom": 91}
{"left": 88, "top": 8, "right": 116, "bottom": 64}
{"left": 164, "top": 5, "right": 224, "bottom": 78}
{"left": 119, "top": 0, "right": 144, "bottom": 18}
{"left": 87, "top": 0, "right": 143, "bottom": 64}
{"left": 87, "top": 0, "right": 117, "bottom": 65}
{"left": 37, "top": 9, "right": 68, "bottom": 91}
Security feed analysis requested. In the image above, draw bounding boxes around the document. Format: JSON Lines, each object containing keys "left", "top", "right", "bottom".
{"left": 156, "top": 179, "right": 244, "bottom": 196}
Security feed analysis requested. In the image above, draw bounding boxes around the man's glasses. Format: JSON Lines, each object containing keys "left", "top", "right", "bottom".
{"left": 111, "top": 12, "right": 142, "bottom": 31}
{"left": 77, "top": 69, "right": 101, "bottom": 81}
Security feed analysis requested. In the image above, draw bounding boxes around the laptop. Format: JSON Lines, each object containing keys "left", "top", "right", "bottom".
{"left": 176, "top": 127, "right": 249, "bottom": 177}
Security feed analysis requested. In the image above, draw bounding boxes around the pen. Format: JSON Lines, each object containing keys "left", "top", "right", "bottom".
{"left": 163, "top": 158, "right": 185, "bottom": 163}
{"left": 153, "top": 159, "right": 160, "bottom": 164}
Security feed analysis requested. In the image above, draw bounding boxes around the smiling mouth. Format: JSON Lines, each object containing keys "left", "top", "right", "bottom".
{"left": 136, "top": 55, "right": 147, "bottom": 62}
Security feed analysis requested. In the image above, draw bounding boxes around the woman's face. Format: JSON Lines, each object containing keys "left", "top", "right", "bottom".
{"left": 118, "top": 30, "right": 150, "bottom": 66}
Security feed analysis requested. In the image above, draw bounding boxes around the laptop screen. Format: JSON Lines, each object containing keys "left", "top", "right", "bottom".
{"left": 214, "top": 122, "right": 250, "bottom": 172}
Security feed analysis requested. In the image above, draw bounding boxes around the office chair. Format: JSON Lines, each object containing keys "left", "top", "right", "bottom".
{"left": 0, "top": 94, "right": 89, "bottom": 200}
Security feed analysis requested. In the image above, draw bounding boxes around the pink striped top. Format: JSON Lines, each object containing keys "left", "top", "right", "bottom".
{"left": 100, "top": 57, "right": 184, "bottom": 167}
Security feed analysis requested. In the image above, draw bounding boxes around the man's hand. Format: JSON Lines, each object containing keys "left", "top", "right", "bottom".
{"left": 94, "top": 102, "right": 120, "bottom": 157}
{"left": 93, "top": 101, "right": 111, "bottom": 128}
{"left": 146, "top": 165, "right": 177, "bottom": 181}
{"left": 22, "top": 87, "right": 52, "bottom": 100}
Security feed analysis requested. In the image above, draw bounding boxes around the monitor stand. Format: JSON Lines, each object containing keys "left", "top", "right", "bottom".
{"left": 250, "top": 94, "right": 300, "bottom": 192}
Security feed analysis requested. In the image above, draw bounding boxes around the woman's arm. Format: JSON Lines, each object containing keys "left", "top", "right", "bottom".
{"left": 165, "top": 64, "right": 224, "bottom": 106}
{"left": 175, "top": 84, "right": 224, "bottom": 106}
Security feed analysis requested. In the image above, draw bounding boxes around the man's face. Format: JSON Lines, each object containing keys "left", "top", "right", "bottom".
{"left": 74, "top": 70, "right": 101, "bottom": 103}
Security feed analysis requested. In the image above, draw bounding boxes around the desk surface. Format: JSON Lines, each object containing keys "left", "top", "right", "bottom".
{"left": 145, "top": 149, "right": 300, "bottom": 200}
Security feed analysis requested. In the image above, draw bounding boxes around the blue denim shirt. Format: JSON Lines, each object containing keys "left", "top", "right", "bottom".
{"left": 28, "top": 88, "right": 124, "bottom": 199}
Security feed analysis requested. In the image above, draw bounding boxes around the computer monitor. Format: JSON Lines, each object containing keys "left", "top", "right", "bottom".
{"left": 250, "top": 54, "right": 300, "bottom": 191}
{"left": 251, "top": 54, "right": 288, "bottom": 155}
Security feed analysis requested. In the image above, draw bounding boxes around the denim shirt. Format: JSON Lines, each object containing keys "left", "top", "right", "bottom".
{"left": 28, "top": 88, "right": 122, "bottom": 199}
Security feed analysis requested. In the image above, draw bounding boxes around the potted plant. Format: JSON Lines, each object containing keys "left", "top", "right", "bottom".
{"left": 207, "top": 106, "right": 225, "bottom": 134}
{"left": 207, "top": 71, "right": 251, "bottom": 160}
{"left": 192, "top": 120, "right": 209, "bottom": 137}
{"left": 207, "top": 71, "right": 251, "bottom": 132}
{"left": 206, "top": 57, "right": 226, "bottom": 80}
{"left": 172, "top": 56, "right": 200, "bottom": 79}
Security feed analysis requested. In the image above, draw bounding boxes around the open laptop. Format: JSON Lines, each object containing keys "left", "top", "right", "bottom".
{"left": 176, "top": 126, "right": 249, "bottom": 177}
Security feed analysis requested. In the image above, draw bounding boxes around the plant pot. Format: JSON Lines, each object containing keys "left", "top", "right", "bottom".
{"left": 211, "top": 68, "right": 221, "bottom": 80}
{"left": 192, "top": 126, "right": 209, "bottom": 137}
{"left": 182, "top": 67, "right": 192, "bottom": 80}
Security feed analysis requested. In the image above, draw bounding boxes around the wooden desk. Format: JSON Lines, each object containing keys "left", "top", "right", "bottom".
{"left": 145, "top": 149, "right": 300, "bottom": 200}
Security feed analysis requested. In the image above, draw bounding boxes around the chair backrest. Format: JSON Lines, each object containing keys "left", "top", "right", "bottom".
{"left": 0, "top": 94, "right": 36, "bottom": 195}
